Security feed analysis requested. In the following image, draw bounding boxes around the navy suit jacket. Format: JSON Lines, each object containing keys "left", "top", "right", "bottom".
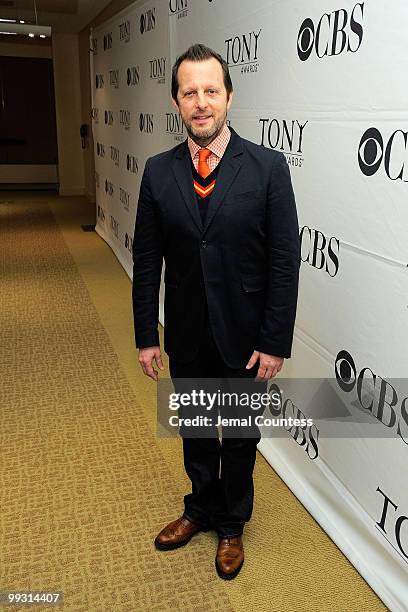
{"left": 132, "top": 127, "right": 300, "bottom": 368}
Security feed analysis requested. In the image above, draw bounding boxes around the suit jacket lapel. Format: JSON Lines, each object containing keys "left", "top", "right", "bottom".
{"left": 203, "top": 128, "right": 244, "bottom": 234}
{"left": 171, "top": 142, "right": 202, "bottom": 233}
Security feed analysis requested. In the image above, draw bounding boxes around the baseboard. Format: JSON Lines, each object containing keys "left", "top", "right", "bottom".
{"left": 59, "top": 187, "right": 85, "bottom": 196}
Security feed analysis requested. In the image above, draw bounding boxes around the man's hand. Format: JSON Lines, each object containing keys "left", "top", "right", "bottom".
{"left": 246, "top": 350, "right": 284, "bottom": 380}
{"left": 138, "top": 346, "right": 164, "bottom": 381}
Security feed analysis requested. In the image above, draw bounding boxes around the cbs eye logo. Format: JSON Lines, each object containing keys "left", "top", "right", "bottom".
{"left": 297, "top": 18, "right": 315, "bottom": 61}
{"left": 358, "top": 127, "right": 408, "bottom": 181}
{"left": 335, "top": 350, "right": 357, "bottom": 392}
{"left": 358, "top": 128, "right": 383, "bottom": 177}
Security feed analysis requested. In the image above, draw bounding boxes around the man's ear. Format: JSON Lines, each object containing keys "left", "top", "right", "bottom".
{"left": 171, "top": 96, "right": 179, "bottom": 111}
{"left": 227, "top": 90, "right": 234, "bottom": 112}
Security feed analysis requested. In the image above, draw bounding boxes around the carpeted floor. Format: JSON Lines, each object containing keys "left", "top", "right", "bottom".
{"left": 0, "top": 194, "right": 386, "bottom": 611}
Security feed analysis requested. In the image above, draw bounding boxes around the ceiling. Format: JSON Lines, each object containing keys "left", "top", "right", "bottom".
{"left": 0, "top": 0, "right": 113, "bottom": 33}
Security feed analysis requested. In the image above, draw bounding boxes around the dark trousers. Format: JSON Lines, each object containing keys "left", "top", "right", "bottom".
{"left": 169, "top": 319, "right": 262, "bottom": 538}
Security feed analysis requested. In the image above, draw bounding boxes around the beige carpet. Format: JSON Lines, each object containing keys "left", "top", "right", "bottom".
{"left": 0, "top": 193, "right": 386, "bottom": 612}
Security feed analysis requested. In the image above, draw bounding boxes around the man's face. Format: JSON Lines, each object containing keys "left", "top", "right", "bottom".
{"left": 172, "top": 57, "right": 233, "bottom": 146}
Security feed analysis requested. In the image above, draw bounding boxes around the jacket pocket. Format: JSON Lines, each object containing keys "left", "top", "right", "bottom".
{"left": 225, "top": 190, "right": 265, "bottom": 205}
{"left": 241, "top": 273, "right": 267, "bottom": 293}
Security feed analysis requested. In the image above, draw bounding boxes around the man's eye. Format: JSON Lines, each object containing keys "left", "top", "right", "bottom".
{"left": 185, "top": 92, "right": 194, "bottom": 97}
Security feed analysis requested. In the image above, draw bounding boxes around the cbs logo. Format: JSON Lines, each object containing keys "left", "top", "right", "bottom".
{"left": 358, "top": 127, "right": 408, "bottom": 181}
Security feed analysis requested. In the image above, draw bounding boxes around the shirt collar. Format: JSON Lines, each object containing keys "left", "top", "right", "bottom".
{"left": 187, "top": 124, "right": 231, "bottom": 161}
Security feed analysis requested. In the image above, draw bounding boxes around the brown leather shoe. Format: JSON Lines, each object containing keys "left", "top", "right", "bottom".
{"left": 154, "top": 516, "right": 206, "bottom": 551}
{"left": 215, "top": 536, "right": 244, "bottom": 580}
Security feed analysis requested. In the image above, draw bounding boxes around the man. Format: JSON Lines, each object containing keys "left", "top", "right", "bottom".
{"left": 132, "top": 44, "right": 300, "bottom": 580}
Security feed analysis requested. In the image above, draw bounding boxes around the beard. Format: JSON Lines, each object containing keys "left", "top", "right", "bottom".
{"left": 182, "top": 108, "right": 228, "bottom": 146}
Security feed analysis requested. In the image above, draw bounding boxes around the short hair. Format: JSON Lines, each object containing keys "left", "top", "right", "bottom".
{"left": 171, "top": 43, "right": 233, "bottom": 101}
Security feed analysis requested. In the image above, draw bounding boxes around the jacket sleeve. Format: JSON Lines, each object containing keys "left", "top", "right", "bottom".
{"left": 256, "top": 153, "right": 301, "bottom": 358}
{"left": 132, "top": 158, "right": 163, "bottom": 348}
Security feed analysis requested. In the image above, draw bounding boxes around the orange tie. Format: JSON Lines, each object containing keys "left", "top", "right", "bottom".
{"left": 198, "top": 148, "right": 211, "bottom": 178}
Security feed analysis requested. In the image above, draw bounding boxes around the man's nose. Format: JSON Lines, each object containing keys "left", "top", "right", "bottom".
{"left": 195, "top": 91, "right": 208, "bottom": 109}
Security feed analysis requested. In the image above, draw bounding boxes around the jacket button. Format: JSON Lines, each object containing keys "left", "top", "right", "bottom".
{"left": 201, "top": 240, "right": 207, "bottom": 248}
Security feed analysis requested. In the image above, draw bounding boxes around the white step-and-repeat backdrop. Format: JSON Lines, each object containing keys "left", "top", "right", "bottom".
{"left": 90, "top": 2, "right": 408, "bottom": 609}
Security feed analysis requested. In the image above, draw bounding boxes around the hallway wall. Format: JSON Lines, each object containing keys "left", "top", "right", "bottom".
{"left": 52, "top": 33, "right": 85, "bottom": 196}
